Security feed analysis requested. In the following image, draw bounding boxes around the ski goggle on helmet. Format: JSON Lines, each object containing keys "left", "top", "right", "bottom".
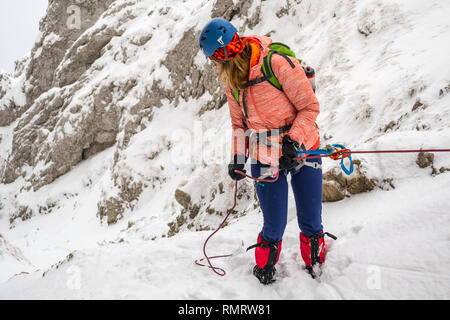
{"left": 198, "top": 18, "right": 245, "bottom": 63}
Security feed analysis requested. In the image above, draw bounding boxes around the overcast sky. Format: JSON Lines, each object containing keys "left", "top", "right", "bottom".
{"left": 0, "top": 0, "right": 48, "bottom": 73}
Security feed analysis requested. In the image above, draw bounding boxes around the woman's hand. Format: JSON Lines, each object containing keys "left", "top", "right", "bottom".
{"left": 279, "top": 135, "right": 302, "bottom": 170}
{"left": 228, "top": 154, "right": 247, "bottom": 180}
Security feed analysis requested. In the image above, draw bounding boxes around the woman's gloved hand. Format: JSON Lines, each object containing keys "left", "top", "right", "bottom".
{"left": 279, "top": 135, "right": 303, "bottom": 170}
{"left": 228, "top": 154, "right": 247, "bottom": 180}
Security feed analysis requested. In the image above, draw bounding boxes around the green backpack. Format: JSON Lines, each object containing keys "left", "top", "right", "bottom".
{"left": 232, "top": 42, "right": 316, "bottom": 104}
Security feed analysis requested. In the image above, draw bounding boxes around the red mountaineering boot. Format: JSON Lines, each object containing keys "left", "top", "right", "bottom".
{"left": 247, "top": 233, "right": 282, "bottom": 285}
{"left": 300, "top": 231, "right": 337, "bottom": 278}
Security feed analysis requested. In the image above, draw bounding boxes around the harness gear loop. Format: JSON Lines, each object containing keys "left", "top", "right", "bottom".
{"left": 294, "top": 159, "right": 322, "bottom": 171}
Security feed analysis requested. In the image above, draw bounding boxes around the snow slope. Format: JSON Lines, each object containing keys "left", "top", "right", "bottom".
{"left": 0, "top": 0, "right": 450, "bottom": 299}
{"left": 1, "top": 171, "right": 449, "bottom": 299}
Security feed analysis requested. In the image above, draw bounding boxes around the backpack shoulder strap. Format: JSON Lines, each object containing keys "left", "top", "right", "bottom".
{"left": 232, "top": 89, "right": 240, "bottom": 104}
{"left": 262, "top": 50, "right": 297, "bottom": 91}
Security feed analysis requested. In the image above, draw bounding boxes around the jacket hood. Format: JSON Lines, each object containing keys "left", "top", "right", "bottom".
{"left": 242, "top": 35, "right": 273, "bottom": 79}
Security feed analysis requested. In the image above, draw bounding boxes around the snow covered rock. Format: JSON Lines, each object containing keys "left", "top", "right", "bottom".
{"left": 323, "top": 160, "right": 378, "bottom": 201}
{"left": 1, "top": 0, "right": 449, "bottom": 225}
{"left": 0, "top": 72, "right": 14, "bottom": 126}
{"left": 0, "top": 234, "right": 34, "bottom": 283}
{"left": 25, "top": 0, "right": 115, "bottom": 105}
{"left": 0, "top": 0, "right": 448, "bottom": 223}
{"left": 0, "top": 62, "right": 28, "bottom": 127}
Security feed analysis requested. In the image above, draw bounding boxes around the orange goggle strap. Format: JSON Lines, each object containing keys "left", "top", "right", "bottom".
{"left": 210, "top": 33, "right": 245, "bottom": 63}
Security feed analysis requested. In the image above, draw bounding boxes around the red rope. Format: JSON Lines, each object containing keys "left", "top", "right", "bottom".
{"left": 194, "top": 170, "right": 280, "bottom": 276}
{"left": 345, "top": 148, "right": 450, "bottom": 154}
{"left": 233, "top": 169, "right": 280, "bottom": 182}
{"left": 294, "top": 148, "right": 450, "bottom": 161}
{"left": 194, "top": 180, "right": 238, "bottom": 276}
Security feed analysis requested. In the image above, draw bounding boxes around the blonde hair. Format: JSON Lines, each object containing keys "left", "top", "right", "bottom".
{"left": 218, "top": 41, "right": 251, "bottom": 92}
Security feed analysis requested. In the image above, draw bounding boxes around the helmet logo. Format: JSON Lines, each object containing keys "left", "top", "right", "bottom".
{"left": 217, "top": 36, "right": 224, "bottom": 46}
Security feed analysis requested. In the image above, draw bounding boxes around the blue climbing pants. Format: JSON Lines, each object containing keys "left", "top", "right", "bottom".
{"left": 251, "top": 158, "right": 323, "bottom": 243}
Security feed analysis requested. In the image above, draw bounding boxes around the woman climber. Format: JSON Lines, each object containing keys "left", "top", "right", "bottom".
{"left": 198, "top": 18, "right": 336, "bottom": 284}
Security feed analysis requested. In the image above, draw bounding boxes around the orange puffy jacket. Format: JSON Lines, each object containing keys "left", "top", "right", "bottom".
{"left": 227, "top": 35, "right": 320, "bottom": 166}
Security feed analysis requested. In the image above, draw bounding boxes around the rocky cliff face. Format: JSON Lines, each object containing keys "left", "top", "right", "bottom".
{"left": 0, "top": 0, "right": 263, "bottom": 228}
{"left": 2, "top": 0, "right": 121, "bottom": 187}
{"left": 0, "top": 72, "right": 14, "bottom": 126}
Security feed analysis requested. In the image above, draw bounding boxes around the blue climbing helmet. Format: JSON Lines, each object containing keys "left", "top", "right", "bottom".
{"left": 198, "top": 18, "right": 238, "bottom": 58}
